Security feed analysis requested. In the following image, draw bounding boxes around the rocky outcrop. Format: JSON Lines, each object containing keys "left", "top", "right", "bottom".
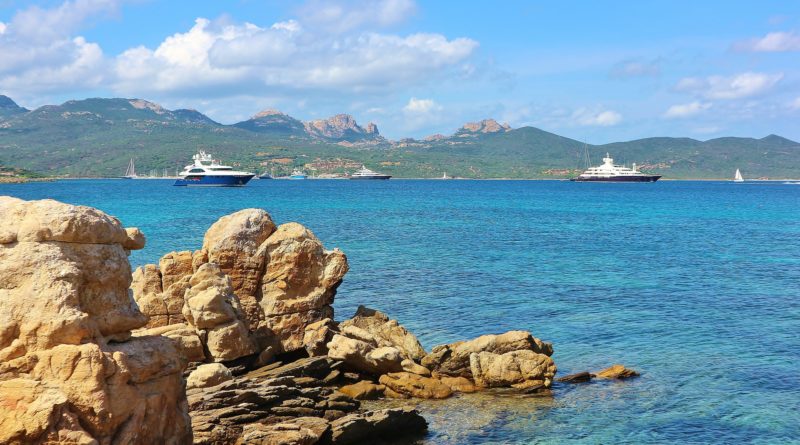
{"left": 596, "top": 364, "right": 639, "bottom": 379}
{"left": 338, "top": 381, "right": 385, "bottom": 400}
{"left": 378, "top": 372, "right": 453, "bottom": 399}
{"left": 0, "top": 197, "right": 191, "bottom": 444}
{"left": 421, "top": 330, "right": 553, "bottom": 378}
{"left": 260, "top": 223, "right": 348, "bottom": 352}
{"left": 303, "top": 114, "right": 382, "bottom": 141}
{"left": 182, "top": 263, "right": 257, "bottom": 362}
{"left": 303, "top": 318, "right": 339, "bottom": 357}
{"left": 340, "top": 306, "right": 426, "bottom": 362}
{"left": 327, "top": 330, "right": 404, "bottom": 376}
{"left": 136, "top": 323, "right": 206, "bottom": 362}
{"left": 457, "top": 118, "right": 511, "bottom": 135}
{"left": 469, "top": 350, "right": 557, "bottom": 389}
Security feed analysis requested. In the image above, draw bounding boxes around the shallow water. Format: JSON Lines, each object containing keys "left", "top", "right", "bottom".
{"left": 3, "top": 179, "right": 799, "bottom": 444}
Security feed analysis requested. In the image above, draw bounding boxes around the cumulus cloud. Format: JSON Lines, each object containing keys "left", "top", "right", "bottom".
{"left": 572, "top": 108, "right": 622, "bottom": 126}
{"left": 298, "top": 0, "right": 416, "bottom": 33}
{"left": 734, "top": 31, "right": 800, "bottom": 52}
{"left": 663, "top": 101, "right": 712, "bottom": 119}
{"left": 0, "top": 0, "right": 114, "bottom": 94}
{"left": 403, "top": 97, "right": 441, "bottom": 114}
{"left": 112, "top": 17, "right": 477, "bottom": 97}
{"left": 675, "top": 72, "right": 783, "bottom": 100}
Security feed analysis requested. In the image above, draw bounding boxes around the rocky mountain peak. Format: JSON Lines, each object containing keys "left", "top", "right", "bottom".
{"left": 252, "top": 109, "right": 287, "bottom": 119}
{"left": 460, "top": 118, "right": 511, "bottom": 134}
{"left": 303, "top": 113, "right": 381, "bottom": 141}
{"left": 0, "top": 95, "right": 27, "bottom": 111}
{"left": 129, "top": 99, "right": 167, "bottom": 114}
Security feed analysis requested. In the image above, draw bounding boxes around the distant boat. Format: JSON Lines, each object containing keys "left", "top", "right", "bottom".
{"left": 289, "top": 168, "right": 308, "bottom": 180}
{"left": 349, "top": 165, "right": 391, "bottom": 180}
{"left": 121, "top": 158, "right": 138, "bottom": 179}
{"left": 734, "top": 169, "right": 744, "bottom": 182}
{"left": 173, "top": 151, "right": 254, "bottom": 187}
{"left": 441, "top": 172, "right": 450, "bottom": 180}
{"left": 258, "top": 170, "right": 273, "bottom": 179}
{"left": 571, "top": 153, "right": 660, "bottom": 182}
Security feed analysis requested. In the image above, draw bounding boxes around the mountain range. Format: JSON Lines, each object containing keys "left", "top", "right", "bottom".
{"left": 1, "top": 95, "right": 799, "bottom": 179}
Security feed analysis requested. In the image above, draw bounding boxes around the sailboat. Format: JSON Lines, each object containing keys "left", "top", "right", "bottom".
{"left": 734, "top": 169, "right": 744, "bottom": 183}
{"left": 122, "top": 158, "right": 138, "bottom": 179}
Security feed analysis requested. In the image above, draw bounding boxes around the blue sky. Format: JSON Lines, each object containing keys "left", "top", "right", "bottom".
{"left": 1, "top": 0, "right": 800, "bottom": 142}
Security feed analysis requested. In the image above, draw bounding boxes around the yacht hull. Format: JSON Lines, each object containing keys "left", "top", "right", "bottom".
{"left": 571, "top": 175, "right": 661, "bottom": 182}
{"left": 173, "top": 174, "right": 254, "bottom": 187}
{"left": 349, "top": 175, "right": 391, "bottom": 180}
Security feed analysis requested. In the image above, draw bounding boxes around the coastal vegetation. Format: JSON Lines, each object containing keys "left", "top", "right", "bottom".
{"left": 1, "top": 95, "right": 799, "bottom": 179}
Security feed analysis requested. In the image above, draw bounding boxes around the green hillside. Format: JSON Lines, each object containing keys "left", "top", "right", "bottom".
{"left": 1, "top": 96, "right": 798, "bottom": 179}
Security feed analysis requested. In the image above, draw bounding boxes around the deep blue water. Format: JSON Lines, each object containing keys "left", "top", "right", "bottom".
{"left": 3, "top": 179, "right": 799, "bottom": 444}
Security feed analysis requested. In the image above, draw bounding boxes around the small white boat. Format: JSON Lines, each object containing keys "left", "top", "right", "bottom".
{"left": 121, "top": 158, "right": 138, "bottom": 179}
{"left": 734, "top": 169, "right": 744, "bottom": 182}
{"left": 289, "top": 169, "right": 308, "bottom": 180}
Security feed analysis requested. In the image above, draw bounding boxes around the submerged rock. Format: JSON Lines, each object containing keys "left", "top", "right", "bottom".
{"left": 0, "top": 196, "right": 191, "bottom": 444}
{"left": 556, "top": 371, "right": 594, "bottom": 383}
{"left": 596, "top": 364, "right": 640, "bottom": 379}
{"left": 338, "top": 381, "right": 386, "bottom": 400}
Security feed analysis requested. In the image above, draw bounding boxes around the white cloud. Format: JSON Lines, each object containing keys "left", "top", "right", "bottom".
{"left": 791, "top": 97, "right": 800, "bottom": 110}
{"left": 735, "top": 31, "right": 800, "bottom": 52}
{"left": 572, "top": 108, "right": 622, "bottom": 126}
{"left": 0, "top": 1, "right": 113, "bottom": 93}
{"left": 298, "top": 0, "right": 416, "bottom": 33}
{"left": 403, "top": 97, "right": 441, "bottom": 114}
{"left": 664, "top": 101, "right": 712, "bottom": 119}
{"left": 675, "top": 72, "right": 783, "bottom": 100}
{"left": 113, "top": 17, "right": 478, "bottom": 96}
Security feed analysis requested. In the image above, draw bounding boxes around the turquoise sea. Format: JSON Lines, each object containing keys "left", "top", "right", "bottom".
{"left": 2, "top": 179, "right": 799, "bottom": 444}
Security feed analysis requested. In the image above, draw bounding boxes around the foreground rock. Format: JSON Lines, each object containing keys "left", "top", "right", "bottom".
{"left": 470, "top": 350, "right": 557, "bottom": 389}
{"left": 187, "top": 363, "right": 233, "bottom": 390}
{"left": 327, "top": 328, "right": 404, "bottom": 375}
{"left": 0, "top": 197, "right": 191, "bottom": 444}
{"left": 330, "top": 408, "right": 427, "bottom": 445}
{"left": 379, "top": 372, "right": 453, "bottom": 399}
{"left": 340, "top": 306, "right": 426, "bottom": 361}
{"left": 556, "top": 371, "right": 594, "bottom": 383}
{"left": 422, "top": 330, "right": 553, "bottom": 378}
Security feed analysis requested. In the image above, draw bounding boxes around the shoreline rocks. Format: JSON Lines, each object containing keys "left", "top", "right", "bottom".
{"left": 1, "top": 197, "right": 641, "bottom": 444}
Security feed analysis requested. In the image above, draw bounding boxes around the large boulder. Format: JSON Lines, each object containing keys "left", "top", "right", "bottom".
{"left": 135, "top": 323, "right": 206, "bottom": 362}
{"left": 0, "top": 197, "right": 192, "bottom": 444}
{"left": 340, "top": 306, "right": 426, "bottom": 361}
{"left": 469, "top": 350, "right": 557, "bottom": 389}
{"left": 421, "top": 330, "right": 553, "bottom": 378}
{"left": 330, "top": 408, "right": 427, "bottom": 445}
{"left": 182, "top": 263, "right": 257, "bottom": 362}
{"left": 326, "top": 331, "right": 403, "bottom": 375}
{"left": 259, "top": 223, "right": 348, "bottom": 352}
{"left": 201, "top": 209, "right": 276, "bottom": 327}
{"left": 378, "top": 372, "right": 453, "bottom": 399}
{"left": 187, "top": 363, "right": 233, "bottom": 390}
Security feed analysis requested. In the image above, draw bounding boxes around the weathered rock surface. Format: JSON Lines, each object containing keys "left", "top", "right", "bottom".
{"left": 340, "top": 305, "right": 426, "bottom": 361}
{"left": 201, "top": 209, "right": 276, "bottom": 328}
{"left": 401, "top": 358, "right": 432, "bottom": 376}
{"left": 187, "top": 363, "right": 233, "bottom": 390}
{"left": 379, "top": 372, "right": 453, "bottom": 399}
{"left": 330, "top": 407, "right": 427, "bottom": 445}
{"left": 422, "top": 330, "right": 553, "bottom": 378}
{"left": 469, "top": 350, "right": 557, "bottom": 389}
{"left": 556, "top": 371, "right": 594, "bottom": 383}
{"left": 338, "top": 381, "right": 386, "bottom": 400}
{"left": 131, "top": 251, "right": 193, "bottom": 329}
{"left": 0, "top": 197, "right": 191, "bottom": 444}
{"left": 135, "top": 323, "right": 206, "bottom": 362}
{"left": 437, "top": 375, "right": 477, "bottom": 393}
{"left": 260, "top": 223, "right": 348, "bottom": 352}
{"left": 596, "top": 364, "right": 639, "bottom": 379}
{"left": 182, "top": 263, "right": 257, "bottom": 362}
{"left": 326, "top": 332, "right": 403, "bottom": 375}
{"left": 303, "top": 318, "right": 339, "bottom": 357}
{"left": 236, "top": 416, "right": 331, "bottom": 445}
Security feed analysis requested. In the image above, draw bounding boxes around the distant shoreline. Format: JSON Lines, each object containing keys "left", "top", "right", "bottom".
{"left": 6, "top": 176, "right": 799, "bottom": 183}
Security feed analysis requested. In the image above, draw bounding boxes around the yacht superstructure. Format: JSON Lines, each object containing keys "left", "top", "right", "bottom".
{"left": 173, "top": 151, "right": 254, "bottom": 186}
{"left": 571, "top": 153, "right": 660, "bottom": 182}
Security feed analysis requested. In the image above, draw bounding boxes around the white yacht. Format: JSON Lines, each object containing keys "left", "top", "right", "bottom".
{"left": 289, "top": 169, "right": 308, "bottom": 180}
{"left": 349, "top": 165, "right": 391, "bottom": 180}
{"left": 174, "top": 151, "right": 254, "bottom": 186}
{"left": 121, "top": 158, "right": 138, "bottom": 179}
{"left": 734, "top": 169, "right": 744, "bottom": 182}
{"left": 571, "top": 153, "right": 660, "bottom": 182}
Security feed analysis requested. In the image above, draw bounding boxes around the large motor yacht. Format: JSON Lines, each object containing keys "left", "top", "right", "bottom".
{"left": 349, "top": 165, "right": 391, "bottom": 180}
{"left": 571, "top": 153, "right": 660, "bottom": 182}
{"left": 174, "top": 151, "right": 255, "bottom": 186}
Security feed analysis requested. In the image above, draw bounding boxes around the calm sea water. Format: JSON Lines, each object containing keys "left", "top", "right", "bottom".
{"left": 2, "top": 179, "right": 799, "bottom": 444}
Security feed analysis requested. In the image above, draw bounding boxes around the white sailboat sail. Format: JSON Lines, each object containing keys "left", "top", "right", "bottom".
{"left": 734, "top": 169, "right": 744, "bottom": 182}
{"left": 123, "top": 158, "right": 137, "bottom": 179}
